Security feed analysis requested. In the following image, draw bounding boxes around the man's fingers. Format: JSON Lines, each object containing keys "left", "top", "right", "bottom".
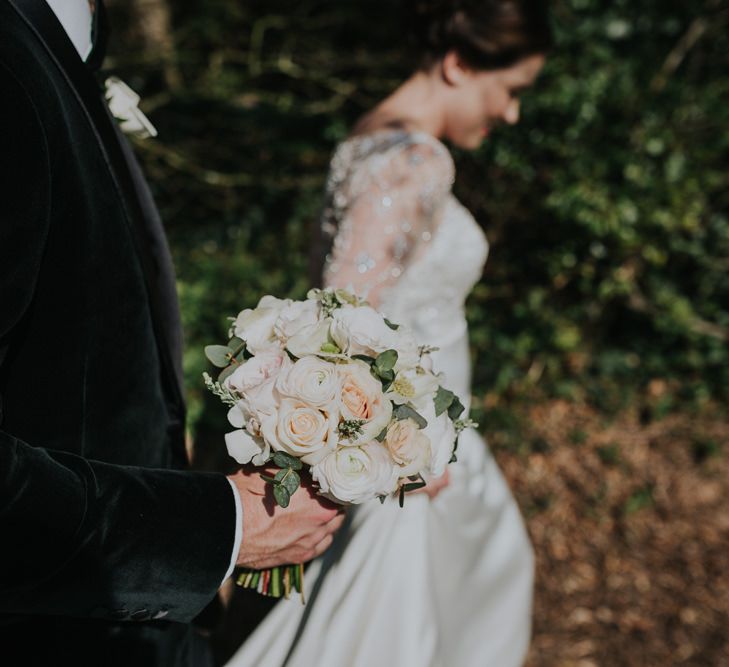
{"left": 311, "top": 532, "right": 334, "bottom": 559}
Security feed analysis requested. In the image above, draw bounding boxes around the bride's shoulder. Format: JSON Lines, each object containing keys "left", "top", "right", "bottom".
{"left": 328, "top": 127, "right": 455, "bottom": 194}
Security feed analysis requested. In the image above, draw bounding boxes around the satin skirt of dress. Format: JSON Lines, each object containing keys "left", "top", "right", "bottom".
{"left": 226, "top": 334, "right": 534, "bottom": 667}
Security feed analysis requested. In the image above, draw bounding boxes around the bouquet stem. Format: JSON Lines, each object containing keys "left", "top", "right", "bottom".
{"left": 236, "top": 563, "right": 305, "bottom": 603}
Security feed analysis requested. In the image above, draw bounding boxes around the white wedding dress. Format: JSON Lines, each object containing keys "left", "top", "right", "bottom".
{"left": 227, "top": 129, "right": 534, "bottom": 667}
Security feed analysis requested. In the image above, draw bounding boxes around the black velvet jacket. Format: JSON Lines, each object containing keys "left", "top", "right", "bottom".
{"left": 0, "top": 1, "right": 235, "bottom": 662}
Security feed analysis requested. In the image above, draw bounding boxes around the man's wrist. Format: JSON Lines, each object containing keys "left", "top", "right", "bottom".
{"left": 221, "top": 477, "right": 243, "bottom": 586}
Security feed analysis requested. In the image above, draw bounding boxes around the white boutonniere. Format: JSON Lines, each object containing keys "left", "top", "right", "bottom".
{"left": 104, "top": 76, "right": 158, "bottom": 139}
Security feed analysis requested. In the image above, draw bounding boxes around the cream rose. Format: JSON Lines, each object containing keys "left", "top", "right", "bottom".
{"left": 384, "top": 418, "right": 431, "bottom": 477}
{"left": 330, "top": 305, "right": 419, "bottom": 370}
{"left": 224, "top": 349, "right": 285, "bottom": 394}
{"left": 274, "top": 299, "right": 321, "bottom": 343}
{"left": 232, "top": 295, "right": 290, "bottom": 354}
{"left": 312, "top": 442, "right": 399, "bottom": 504}
{"left": 261, "top": 398, "right": 338, "bottom": 465}
{"left": 276, "top": 356, "right": 339, "bottom": 408}
{"left": 337, "top": 360, "right": 393, "bottom": 445}
{"left": 285, "top": 319, "right": 334, "bottom": 359}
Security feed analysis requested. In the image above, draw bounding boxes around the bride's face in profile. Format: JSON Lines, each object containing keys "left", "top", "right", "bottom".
{"left": 441, "top": 52, "right": 545, "bottom": 150}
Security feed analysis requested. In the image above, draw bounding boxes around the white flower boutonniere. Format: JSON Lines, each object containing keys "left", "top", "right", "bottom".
{"left": 104, "top": 76, "right": 158, "bottom": 139}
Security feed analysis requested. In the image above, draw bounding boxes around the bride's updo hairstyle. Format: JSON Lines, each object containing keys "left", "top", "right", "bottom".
{"left": 407, "top": 0, "right": 552, "bottom": 70}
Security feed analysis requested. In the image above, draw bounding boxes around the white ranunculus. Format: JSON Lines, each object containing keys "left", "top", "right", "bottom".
{"left": 224, "top": 349, "right": 285, "bottom": 394}
{"left": 383, "top": 418, "right": 431, "bottom": 477}
{"left": 337, "top": 360, "right": 393, "bottom": 445}
{"left": 274, "top": 299, "right": 321, "bottom": 343}
{"left": 232, "top": 295, "right": 290, "bottom": 354}
{"left": 276, "top": 356, "right": 339, "bottom": 408}
{"left": 384, "top": 368, "right": 439, "bottom": 407}
{"left": 260, "top": 398, "right": 338, "bottom": 465}
{"left": 286, "top": 319, "right": 334, "bottom": 359}
{"left": 312, "top": 441, "right": 399, "bottom": 504}
{"left": 225, "top": 428, "right": 270, "bottom": 466}
{"left": 421, "top": 400, "right": 457, "bottom": 478}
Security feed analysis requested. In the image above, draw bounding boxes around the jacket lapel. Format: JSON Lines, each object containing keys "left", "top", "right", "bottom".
{"left": 7, "top": 0, "right": 187, "bottom": 428}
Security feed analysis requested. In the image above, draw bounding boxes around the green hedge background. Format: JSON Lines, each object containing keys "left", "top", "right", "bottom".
{"left": 106, "top": 0, "right": 729, "bottom": 435}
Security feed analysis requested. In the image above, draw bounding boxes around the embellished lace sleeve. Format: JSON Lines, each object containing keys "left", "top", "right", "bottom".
{"left": 322, "top": 134, "right": 455, "bottom": 306}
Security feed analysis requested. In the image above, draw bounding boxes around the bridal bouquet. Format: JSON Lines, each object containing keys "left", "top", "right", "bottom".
{"left": 204, "top": 288, "right": 472, "bottom": 600}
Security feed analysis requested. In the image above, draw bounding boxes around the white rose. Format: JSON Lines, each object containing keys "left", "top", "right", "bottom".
{"left": 225, "top": 428, "right": 270, "bottom": 466}
{"left": 337, "top": 360, "right": 393, "bottom": 445}
{"left": 232, "top": 295, "right": 290, "bottom": 354}
{"left": 384, "top": 368, "right": 439, "bottom": 407}
{"left": 286, "top": 319, "right": 335, "bottom": 359}
{"left": 224, "top": 349, "right": 285, "bottom": 394}
{"left": 330, "top": 305, "right": 419, "bottom": 370}
{"left": 312, "top": 441, "right": 399, "bottom": 504}
{"left": 261, "top": 398, "right": 338, "bottom": 465}
{"left": 274, "top": 299, "right": 322, "bottom": 342}
{"left": 383, "top": 418, "right": 431, "bottom": 477}
{"left": 276, "top": 356, "right": 339, "bottom": 408}
{"left": 420, "top": 400, "right": 457, "bottom": 477}
{"left": 330, "top": 305, "right": 394, "bottom": 357}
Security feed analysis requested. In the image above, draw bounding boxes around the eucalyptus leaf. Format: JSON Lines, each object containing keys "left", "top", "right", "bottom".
{"left": 383, "top": 318, "right": 400, "bottom": 331}
{"left": 393, "top": 403, "right": 428, "bottom": 429}
{"left": 374, "top": 349, "right": 398, "bottom": 373}
{"left": 274, "top": 485, "right": 291, "bottom": 508}
{"left": 402, "top": 481, "right": 427, "bottom": 492}
{"left": 259, "top": 474, "right": 276, "bottom": 484}
{"left": 448, "top": 396, "right": 465, "bottom": 421}
{"left": 352, "top": 354, "right": 376, "bottom": 365}
{"left": 434, "top": 386, "right": 456, "bottom": 417}
{"left": 218, "top": 363, "right": 237, "bottom": 384}
{"left": 205, "top": 345, "right": 232, "bottom": 368}
{"left": 375, "top": 427, "right": 388, "bottom": 442}
{"left": 273, "top": 451, "right": 303, "bottom": 470}
{"left": 280, "top": 470, "right": 301, "bottom": 496}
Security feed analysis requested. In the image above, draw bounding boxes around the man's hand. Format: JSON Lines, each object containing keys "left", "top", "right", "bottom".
{"left": 228, "top": 466, "right": 345, "bottom": 569}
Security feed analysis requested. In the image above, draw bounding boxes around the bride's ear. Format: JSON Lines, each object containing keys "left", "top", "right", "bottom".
{"left": 441, "top": 50, "right": 471, "bottom": 87}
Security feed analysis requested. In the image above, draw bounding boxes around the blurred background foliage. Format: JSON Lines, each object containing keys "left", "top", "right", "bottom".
{"left": 105, "top": 0, "right": 729, "bottom": 437}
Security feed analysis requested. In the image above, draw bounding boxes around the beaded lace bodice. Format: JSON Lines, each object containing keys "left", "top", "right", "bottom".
{"left": 322, "top": 129, "right": 489, "bottom": 348}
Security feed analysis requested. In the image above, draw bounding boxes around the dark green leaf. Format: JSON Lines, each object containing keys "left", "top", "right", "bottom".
{"left": 447, "top": 396, "right": 465, "bottom": 421}
{"left": 375, "top": 427, "right": 388, "bottom": 442}
{"left": 272, "top": 451, "right": 303, "bottom": 470}
{"left": 273, "top": 485, "right": 291, "bottom": 508}
{"left": 259, "top": 474, "right": 276, "bottom": 484}
{"left": 280, "top": 470, "right": 301, "bottom": 496}
{"left": 434, "top": 386, "right": 456, "bottom": 417}
{"left": 398, "top": 486, "right": 405, "bottom": 508}
{"left": 205, "top": 344, "right": 232, "bottom": 368}
{"left": 383, "top": 318, "right": 400, "bottom": 331}
{"left": 352, "top": 354, "right": 375, "bottom": 365}
{"left": 402, "top": 481, "right": 427, "bottom": 493}
{"left": 374, "top": 349, "right": 398, "bottom": 373}
{"left": 393, "top": 403, "right": 428, "bottom": 429}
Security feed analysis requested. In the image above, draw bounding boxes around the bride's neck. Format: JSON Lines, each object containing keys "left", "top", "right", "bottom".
{"left": 354, "top": 71, "right": 447, "bottom": 139}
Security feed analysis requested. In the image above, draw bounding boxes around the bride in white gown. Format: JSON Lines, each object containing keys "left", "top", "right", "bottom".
{"left": 228, "top": 2, "right": 550, "bottom": 665}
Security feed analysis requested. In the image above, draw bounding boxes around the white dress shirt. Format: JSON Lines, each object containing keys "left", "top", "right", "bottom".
{"left": 44, "top": 0, "right": 243, "bottom": 585}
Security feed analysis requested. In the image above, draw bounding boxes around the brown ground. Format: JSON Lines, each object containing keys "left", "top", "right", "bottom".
{"left": 490, "top": 399, "right": 729, "bottom": 667}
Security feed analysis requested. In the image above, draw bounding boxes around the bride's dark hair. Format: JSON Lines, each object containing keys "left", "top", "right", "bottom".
{"left": 407, "top": 0, "right": 552, "bottom": 70}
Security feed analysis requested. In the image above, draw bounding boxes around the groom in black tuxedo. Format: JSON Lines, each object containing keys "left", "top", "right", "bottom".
{"left": 0, "top": 1, "right": 342, "bottom": 664}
